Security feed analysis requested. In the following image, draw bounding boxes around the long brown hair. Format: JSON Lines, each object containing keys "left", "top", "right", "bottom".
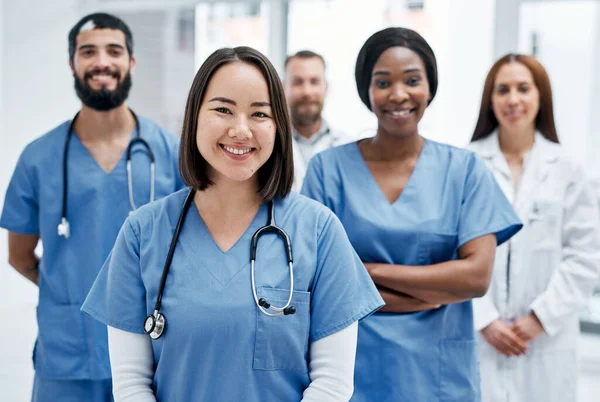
{"left": 471, "top": 54, "right": 559, "bottom": 143}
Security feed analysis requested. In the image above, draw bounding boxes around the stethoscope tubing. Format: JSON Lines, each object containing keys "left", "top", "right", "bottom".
{"left": 59, "top": 109, "right": 154, "bottom": 238}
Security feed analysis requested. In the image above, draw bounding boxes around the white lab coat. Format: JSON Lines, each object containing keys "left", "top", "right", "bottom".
{"left": 291, "top": 122, "right": 347, "bottom": 192}
{"left": 469, "top": 131, "right": 600, "bottom": 402}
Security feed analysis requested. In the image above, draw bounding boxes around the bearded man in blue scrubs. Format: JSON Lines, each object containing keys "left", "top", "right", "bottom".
{"left": 0, "top": 13, "right": 183, "bottom": 402}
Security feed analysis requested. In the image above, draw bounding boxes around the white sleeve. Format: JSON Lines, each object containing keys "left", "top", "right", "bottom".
{"left": 473, "top": 293, "right": 501, "bottom": 331}
{"left": 530, "top": 169, "right": 600, "bottom": 336}
{"left": 108, "top": 326, "right": 157, "bottom": 402}
{"left": 301, "top": 321, "right": 358, "bottom": 402}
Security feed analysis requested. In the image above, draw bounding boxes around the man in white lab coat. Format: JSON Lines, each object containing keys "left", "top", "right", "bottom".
{"left": 283, "top": 50, "right": 345, "bottom": 191}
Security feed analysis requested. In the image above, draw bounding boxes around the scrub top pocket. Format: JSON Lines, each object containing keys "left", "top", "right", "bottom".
{"left": 35, "top": 304, "right": 86, "bottom": 378}
{"left": 253, "top": 287, "right": 311, "bottom": 372}
{"left": 418, "top": 232, "right": 458, "bottom": 265}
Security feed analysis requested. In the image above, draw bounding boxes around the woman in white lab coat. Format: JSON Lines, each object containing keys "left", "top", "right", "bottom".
{"left": 469, "top": 53, "right": 600, "bottom": 402}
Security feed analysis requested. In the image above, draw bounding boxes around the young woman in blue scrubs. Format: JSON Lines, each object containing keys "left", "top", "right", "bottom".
{"left": 82, "top": 46, "right": 383, "bottom": 401}
{"left": 302, "top": 28, "right": 522, "bottom": 401}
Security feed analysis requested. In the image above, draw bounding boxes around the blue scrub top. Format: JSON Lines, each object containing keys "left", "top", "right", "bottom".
{"left": 82, "top": 189, "right": 383, "bottom": 401}
{"left": 0, "top": 116, "right": 184, "bottom": 380}
{"left": 302, "top": 139, "right": 522, "bottom": 402}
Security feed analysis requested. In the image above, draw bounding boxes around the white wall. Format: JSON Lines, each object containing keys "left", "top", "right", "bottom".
{"left": 519, "top": 1, "right": 599, "bottom": 177}
{"left": 1, "top": 1, "right": 82, "bottom": 400}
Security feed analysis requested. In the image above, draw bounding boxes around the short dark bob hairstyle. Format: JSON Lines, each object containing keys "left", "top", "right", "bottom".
{"left": 355, "top": 27, "right": 438, "bottom": 110}
{"left": 179, "top": 46, "right": 294, "bottom": 200}
{"left": 471, "top": 53, "right": 559, "bottom": 143}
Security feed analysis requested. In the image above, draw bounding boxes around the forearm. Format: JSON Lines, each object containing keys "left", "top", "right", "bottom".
{"left": 377, "top": 286, "right": 442, "bottom": 313}
{"left": 301, "top": 322, "right": 358, "bottom": 402}
{"left": 8, "top": 254, "right": 39, "bottom": 285}
{"left": 8, "top": 232, "right": 40, "bottom": 286}
{"left": 366, "top": 260, "right": 489, "bottom": 300}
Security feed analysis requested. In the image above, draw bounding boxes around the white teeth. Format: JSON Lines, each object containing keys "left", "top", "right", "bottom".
{"left": 92, "top": 74, "right": 113, "bottom": 82}
{"left": 390, "top": 110, "right": 411, "bottom": 116}
{"left": 223, "top": 145, "right": 252, "bottom": 155}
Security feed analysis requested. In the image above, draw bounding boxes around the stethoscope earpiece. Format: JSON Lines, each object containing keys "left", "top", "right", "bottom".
{"left": 258, "top": 298, "right": 296, "bottom": 315}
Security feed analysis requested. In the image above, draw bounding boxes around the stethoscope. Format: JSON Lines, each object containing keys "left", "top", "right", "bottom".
{"left": 143, "top": 188, "right": 296, "bottom": 340}
{"left": 57, "top": 109, "right": 155, "bottom": 239}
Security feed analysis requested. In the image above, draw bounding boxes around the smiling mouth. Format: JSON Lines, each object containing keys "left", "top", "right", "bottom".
{"left": 383, "top": 108, "right": 414, "bottom": 118}
{"left": 220, "top": 144, "right": 255, "bottom": 156}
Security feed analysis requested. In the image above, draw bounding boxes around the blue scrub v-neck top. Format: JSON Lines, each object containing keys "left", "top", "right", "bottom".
{"left": 82, "top": 189, "right": 384, "bottom": 401}
{"left": 0, "top": 116, "right": 183, "bottom": 380}
{"left": 301, "top": 138, "right": 522, "bottom": 402}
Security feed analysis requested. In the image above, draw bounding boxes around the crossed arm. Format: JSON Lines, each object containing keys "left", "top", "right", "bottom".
{"left": 367, "top": 234, "right": 497, "bottom": 312}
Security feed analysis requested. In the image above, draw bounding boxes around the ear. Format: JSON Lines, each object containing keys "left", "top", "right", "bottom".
{"left": 129, "top": 56, "right": 137, "bottom": 76}
{"left": 69, "top": 59, "right": 75, "bottom": 74}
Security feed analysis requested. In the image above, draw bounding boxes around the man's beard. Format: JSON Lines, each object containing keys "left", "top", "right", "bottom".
{"left": 74, "top": 67, "right": 132, "bottom": 111}
{"left": 290, "top": 99, "right": 323, "bottom": 127}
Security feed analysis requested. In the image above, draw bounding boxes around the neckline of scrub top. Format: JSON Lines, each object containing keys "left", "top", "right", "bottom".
{"left": 189, "top": 198, "right": 269, "bottom": 255}
{"left": 351, "top": 137, "right": 430, "bottom": 206}
{"left": 71, "top": 124, "right": 139, "bottom": 175}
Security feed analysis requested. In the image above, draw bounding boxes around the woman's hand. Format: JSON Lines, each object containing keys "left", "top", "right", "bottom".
{"left": 481, "top": 319, "right": 528, "bottom": 357}
{"left": 511, "top": 312, "right": 545, "bottom": 342}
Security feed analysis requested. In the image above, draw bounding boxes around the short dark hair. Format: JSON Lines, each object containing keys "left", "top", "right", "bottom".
{"left": 69, "top": 13, "right": 134, "bottom": 62}
{"left": 179, "top": 47, "right": 294, "bottom": 200}
{"left": 355, "top": 27, "right": 438, "bottom": 110}
{"left": 285, "top": 50, "right": 326, "bottom": 70}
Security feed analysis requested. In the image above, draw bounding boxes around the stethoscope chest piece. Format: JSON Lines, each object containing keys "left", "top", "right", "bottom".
{"left": 144, "top": 310, "right": 166, "bottom": 340}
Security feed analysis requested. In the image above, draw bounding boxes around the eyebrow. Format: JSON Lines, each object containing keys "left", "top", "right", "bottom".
{"left": 496, "top": 81, "right": 532, "bottom": 86}
{"left": 372, "top": 67, "right": 423, "bottom": 76}
{"left": 78, "top": 43, "right": 125, "bottom": 51}
{"left": 208, "top": 97, "right": 271, "bottom": 107}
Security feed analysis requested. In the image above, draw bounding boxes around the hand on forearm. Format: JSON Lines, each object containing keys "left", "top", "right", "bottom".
{"left": 377, "top": 286, "right": 441, "bottom": 313}
{"left": 400, "top": 288, "right": 470, "bottom": 305}
{"left": 364, "top": 235, "right": 495, "bottom": 299}
{"left": 365, "top": 263, "right": 469, "bottom": 304}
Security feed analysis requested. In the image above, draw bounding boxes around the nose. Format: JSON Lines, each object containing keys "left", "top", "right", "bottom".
{"left": 228, "top": 116, "right": 253, "bottom": 140}
{"left": 507, "top": 89, "right": 519, "bottom": 105}
{"left": 93, "top": 50, "right": 112, "bottom": 70}
{"left": 389, "top": 83, "right": 409, "bottom": 102}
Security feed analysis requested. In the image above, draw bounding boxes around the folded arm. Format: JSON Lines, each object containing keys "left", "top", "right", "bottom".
{"left": 366, "top": 234, "right": 497, "bottom": 304}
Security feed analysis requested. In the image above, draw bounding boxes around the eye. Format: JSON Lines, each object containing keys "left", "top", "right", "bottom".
{"left": 81, "top": 50, "right": 95, "bottom": 57}
{"left": 518, "top": 86, "right": 530, "bottom": 94}
{"left": 496, "top": 86, "right": 509, "bottom": 95}
{"left": 253, "top": 112, "right": 270, "bottom": 118}
{"left": 108, "top": 49, "right": 123, "bottom": 57}
{"left": 374, "top": 80, "right": 390, "bottom": 89}
{"left": 406, "top": 77, "right": 421, "bottom": 86}
{"left": 214, "top": 107, "right": 232, "bottom": 115}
